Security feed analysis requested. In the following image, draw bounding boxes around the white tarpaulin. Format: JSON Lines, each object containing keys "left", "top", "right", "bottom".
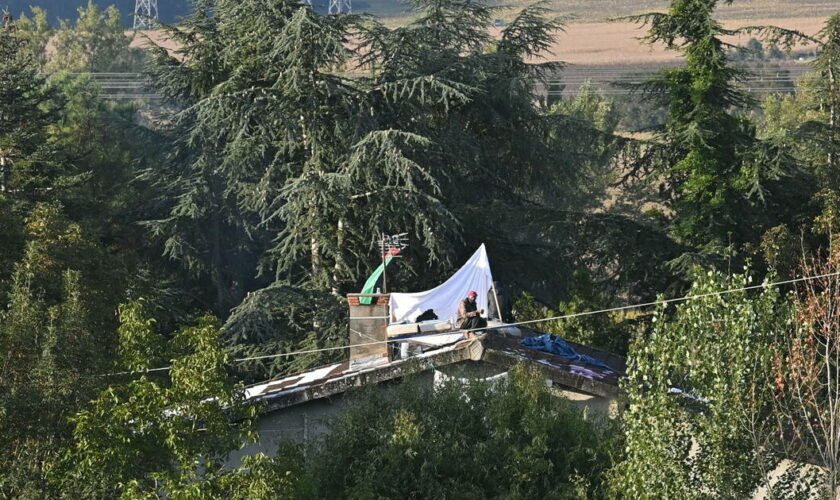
{"left": 389, "top": 244, "right": 494, "bottom": 324}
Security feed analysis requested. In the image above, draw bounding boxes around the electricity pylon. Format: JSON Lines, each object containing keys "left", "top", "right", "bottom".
{"left": 328, "top": 0, "right": 351, "bottom": 15}
{"left": 133, "top": 0, "right": 159, "bottom": 30}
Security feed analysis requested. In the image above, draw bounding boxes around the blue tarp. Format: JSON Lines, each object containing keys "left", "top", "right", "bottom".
{"left": 520, "top": 334, "right": 615, "bottom": 372}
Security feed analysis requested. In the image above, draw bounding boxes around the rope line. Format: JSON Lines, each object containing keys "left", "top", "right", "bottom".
{"left": 103, "top": 270, "right": 840, "bottom": 376}
{"left": 497, "top": 270, "right": 840, "bottom": 328}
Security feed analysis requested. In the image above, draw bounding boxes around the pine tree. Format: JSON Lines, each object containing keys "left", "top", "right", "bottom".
{"left": 810, "top": 14, "right": 840, "bottom": 190}
{"left": 623, "top": 0, "right": 813, "bottom": 268}
{"left": 0, "top": 17, "right": 63, "bottom": 295}
{"left": 0, "top": 19, "right": 61, "bottom": 201}
{"left": 144, "top": 0, "right": 625, "bottom": 379}
{"left": 14, "top": 7, "right": 51, "bottom": 68}
{"left": 357, "top": 0, "right": 628, "bottom": 300}
{"left": 141, "top": 0, "right": 262, "bottom": 315}
{"left": 753, "top": 15, "right": 840, "bottom": 256}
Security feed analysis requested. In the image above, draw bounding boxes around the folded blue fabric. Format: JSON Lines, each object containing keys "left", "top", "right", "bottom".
{"left": 520, "top": 334, "right": 615, "bottom": 372}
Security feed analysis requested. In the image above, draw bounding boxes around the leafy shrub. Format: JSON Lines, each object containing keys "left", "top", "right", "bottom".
{"left": 288, "top": 365, "right": 622, "bottom": 499}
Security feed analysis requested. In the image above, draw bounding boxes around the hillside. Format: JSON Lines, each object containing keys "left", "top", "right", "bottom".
{"left": 8, "top": 0, "right": 840, "bottom": 26}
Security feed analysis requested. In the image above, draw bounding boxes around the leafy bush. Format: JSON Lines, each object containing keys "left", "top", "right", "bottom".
{"left": 288, "top": 365, "right": 622, "bottom": 499}
{"left": 611, "top": 270, "right": 790, "bottom": 498}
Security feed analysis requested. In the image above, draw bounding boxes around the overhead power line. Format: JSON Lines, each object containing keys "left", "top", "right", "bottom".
{"left": 103, "top": 270, "right": 840, "bottom": 377}
{"left": 57, "top": 66, "right": 815, "bottom": 100}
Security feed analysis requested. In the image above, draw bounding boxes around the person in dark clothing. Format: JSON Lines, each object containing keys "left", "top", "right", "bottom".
{"left": 456, "top": 291, "right": 487, "bottom": 330}
{"left": 488, "top": 281, "right": 515, "bottom": 323}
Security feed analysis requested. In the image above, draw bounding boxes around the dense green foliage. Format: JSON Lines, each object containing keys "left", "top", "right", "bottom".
{"left": 613, "top": 270, "right": 788, "bottom": 497}
{"left": 139, "top": 0, "right": 634, "bottom": 377}
{"left": 15, "top": 2, "right": 147, "bottom": 72}
{"left": 0, "top": 206, "right": 117, "bottom": 495}
{"left": 287, "top": 365, "right": 621, "bottom": 498}
{"left": 622, "top": 0, "right": 815, "bottom": 273}
{"left": 70, "top": 304, "right": 263, "bottom": 497}
{"left": 760, "top": 14, "right": 840, "bottom": 197}
{"left": 2, "top": 0, "right": 840, "bottom": 496}
{"left": 48, "top": 1, "right": 146, "bottom": 72}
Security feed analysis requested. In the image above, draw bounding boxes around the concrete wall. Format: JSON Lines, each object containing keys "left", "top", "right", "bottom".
{"left": 227, "top": 396, "right": 345, "bottom": 467}
{"left": 555, "top": 387, "right": 618, "bottom": 418}
{"left": 227, "top": 371, "right": 435, "bottom": 467}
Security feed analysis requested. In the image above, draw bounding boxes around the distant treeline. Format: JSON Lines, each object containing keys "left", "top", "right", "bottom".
{"left": 5, "top": 0, "right": 191, "bottom": 26}
{"left": 6, "top": 0, "right": 347, "bottom": 26}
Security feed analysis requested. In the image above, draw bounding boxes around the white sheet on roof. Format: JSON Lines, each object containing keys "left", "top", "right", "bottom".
{"left": 389, "top": 244, "right": 494, "bottom": 325}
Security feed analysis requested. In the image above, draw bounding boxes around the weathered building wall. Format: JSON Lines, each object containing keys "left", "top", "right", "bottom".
{"left": 227, "top": 397, "right": 345, "bottom": 467}
{"left": 232, "top": 359, "right": 620, "bottom": 468}
{"left": 227, "top": 371, "right": 436, "bottom": 467}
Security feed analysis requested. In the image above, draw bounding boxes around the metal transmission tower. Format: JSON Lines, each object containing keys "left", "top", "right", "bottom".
{"left": 327, "top": 0, "right": 351, "bottom": 15}
{"left": 133, "top": 0, "right": 159, "bottom": 30}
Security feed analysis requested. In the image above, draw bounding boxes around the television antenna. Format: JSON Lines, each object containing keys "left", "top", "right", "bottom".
{"left": 378, "top": 232, "right": 408, "bottom": 293}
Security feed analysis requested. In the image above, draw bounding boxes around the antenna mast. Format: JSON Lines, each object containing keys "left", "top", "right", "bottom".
{"left": 133, "top": 0, "right": 159, "bottom": 30}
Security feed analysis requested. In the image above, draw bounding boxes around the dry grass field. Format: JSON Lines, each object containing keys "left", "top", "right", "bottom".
{"left": 129, "top": 0, "right": 835, "bottom": 68}
{"left": 132, "top": 15, "right": 828, "bottom": 67}
{"left": 367, "top": 0, "right": 835, "bottom": 65}
{"left": 529, "top": 16, "right": 827, "bottom": 65}
{"left": 370, "top": 0, "right": 838, "bottom": 23}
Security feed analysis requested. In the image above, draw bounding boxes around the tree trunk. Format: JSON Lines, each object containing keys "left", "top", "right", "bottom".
{"left": 209, "top": 172, "right": 228, "bottom": 316}
{"left": 828, "top": 60, "right": 838, "bottom": 183}
{"left": 211, "top": 209, "right": 226, "bottom": 316}
{"left": 331, "top": 219, "right": 344, "bottom": 295}
{"left": 310, "top": 236, "right": 323, "bottom": 287}
{"left": 0, "top": 151, "right": 11, "bottom": 193}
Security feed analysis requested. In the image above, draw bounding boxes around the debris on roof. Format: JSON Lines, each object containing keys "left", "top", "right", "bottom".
{"left": 246, "top": 333, "right": 482, "bottom": 413}
{"left": 520, "top": 333, "right": 618, "bottom": 372}
{"left": 246, "top": 325, "right": 626, "bottom": 416}
{"left": 481, "top": 331, "right": 624, "bottom": 399}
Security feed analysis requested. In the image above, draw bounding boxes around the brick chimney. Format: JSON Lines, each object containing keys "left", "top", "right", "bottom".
{"left": 347, "top": 294, "right": 390, "bottom": 368}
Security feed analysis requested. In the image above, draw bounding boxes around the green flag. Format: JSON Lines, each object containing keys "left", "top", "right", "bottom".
{"left": 360, "top": 248, "right": 401, "bottom": 304}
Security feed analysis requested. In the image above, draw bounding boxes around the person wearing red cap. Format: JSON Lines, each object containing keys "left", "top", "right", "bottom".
{"left": 456, "top": 291, "right": 486, "bottom": 330}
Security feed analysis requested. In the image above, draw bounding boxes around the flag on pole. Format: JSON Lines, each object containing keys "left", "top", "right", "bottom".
{"left": 360, "top": 247, "right": 402, "bottom": 304}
